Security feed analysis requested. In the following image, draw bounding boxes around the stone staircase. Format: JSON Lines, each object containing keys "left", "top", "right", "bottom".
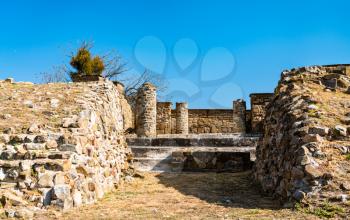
{"left": 127, "top": 134, "right": 261, "bottom": 172}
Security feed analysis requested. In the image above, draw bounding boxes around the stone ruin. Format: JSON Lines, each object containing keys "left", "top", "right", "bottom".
{"left": 0, "top": 75, "right": 273, "bottom": 217}
{"left": 133, "top": 83, "right": 273, "bottom": 137}
{"left": 254, "top": 65, "right": 350, "bottom": 212}
{"left": 128, "top": 65, "right": 350, "bottom": 215}
{"left": 1, "top": 63, "right": 349, "bottom": 217}
{"left": 128, "top": 81, "right": 273, "bottom": 173}
{"left": 135, "top": 82, "right": 157, "bottom": 137}
{"left": 0, "top": 79, "right": 132, "bottom": 217}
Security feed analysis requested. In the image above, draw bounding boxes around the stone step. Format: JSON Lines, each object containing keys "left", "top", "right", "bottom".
{"left": 128, "top": 135, "right": 259, "bottom": 172}
{"left": 131, "top": 146, "right": 256, "bottom": 159}
{"left": 132, "top": 157, "right": 174, "bottom": 172}
{"left": 127, "top": 136, "right": 259, "bottom": 147}
{"left": 132, "top": 149, "right": 255, "bottom": 172}
{"left": 172, "top": 151, "right": 253, "bottom": 172}
{"left": 131, "top": 147, "right": 175, "bottom": 159}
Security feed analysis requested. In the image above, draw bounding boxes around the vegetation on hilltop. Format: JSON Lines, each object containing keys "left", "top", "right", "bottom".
{"left": 39, "top": 41, "right": 167, "bottom": 102}
{"left": 69, "top": 42, "right": 105, "bottom": 77}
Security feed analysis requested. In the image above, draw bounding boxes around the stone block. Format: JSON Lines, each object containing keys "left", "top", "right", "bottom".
{"left": 308, "top": 126, "right": 329, "bottom": 136}
{"left": 38, "top": 173, "right": 55, "bottom": 188}
{"left": 58, "top": 144, "right": 82, "bottom": 154}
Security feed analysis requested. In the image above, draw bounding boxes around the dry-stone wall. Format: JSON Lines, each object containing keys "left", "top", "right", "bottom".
{"left": 135, "top": 83, "right": 157, "bottom": 137}
{"left": 166, "top": 100, "right": 247, "bottom": 135}
{"left": 0, "top": 79, "right": 132, "bottom": 218}
{"left": 136, "top": 80, "right": 272, "bottom": 136}
{"left": 156, "top": 102, "right": 172, "bottom": 134}
{"left": 250, "top": 93, "right": 273, "bottom": 133}
{"left": 113, "top": 81, "right": 134, "bottom": 131}
{"left": 255, "top": 65, "right": 350, "bottom": 214}
{"left": 186, "top": 109, "right": 241, "bottom": 133}
{"left": 245, "top": 110, "right": 252, "bottom": 133}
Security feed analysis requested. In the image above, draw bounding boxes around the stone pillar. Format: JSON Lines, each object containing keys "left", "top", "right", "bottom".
{"left": 135, "top": 83, "right": 157, "bottom": 137}
{"left": 175, "top": 102, "right": 188, "bottom": 134}
{"left": 250, "top": 93, "right": 274, "bottom": 134}
{"left": 233, "top": 99, "right": 246, "bottom": 133}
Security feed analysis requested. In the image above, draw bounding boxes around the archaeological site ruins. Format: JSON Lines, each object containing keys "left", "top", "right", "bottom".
{"left": 0, "top": 64, "right": 349, "bottom": 218}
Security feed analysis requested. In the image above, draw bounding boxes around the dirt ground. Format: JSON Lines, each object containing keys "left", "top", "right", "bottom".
{"left": 40, "top": 171, "right": 318, "bottom": 220}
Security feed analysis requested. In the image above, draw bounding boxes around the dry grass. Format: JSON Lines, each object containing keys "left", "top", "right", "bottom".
{"left": 303, "top": 83, "right": 350, "bottom": 196}
{"left": 39, "top": 172, "right": 317, "bottom": 220}
{"left": 306, "top": 83, "right": 349, "bottom": 127}
{"left": 0, "top": 82, "right": 84, "bottom": 133}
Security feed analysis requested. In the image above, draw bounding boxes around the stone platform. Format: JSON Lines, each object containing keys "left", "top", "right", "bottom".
{"left": 127, "top": 134, "right": 260, "bottom": 172}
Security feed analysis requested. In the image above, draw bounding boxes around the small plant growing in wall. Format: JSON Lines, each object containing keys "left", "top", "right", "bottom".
{"left": 69, "top": 42, "right": 105, "bottom": 81}
{"left": 345, "top": 153, "right": 350, "bottom": 160}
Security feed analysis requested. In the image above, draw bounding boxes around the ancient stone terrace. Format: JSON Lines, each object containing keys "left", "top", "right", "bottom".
{"left": 127, "top": 81, "right": 273, "bottom": 172}
{"left": 2, "top": 64, "right": 349, "bottom": 218}
{"left": 128, "top": 134, "right": 259, "bottom": 172}
{"left": 0, "top": 79, "right": 132, "bottom": 216}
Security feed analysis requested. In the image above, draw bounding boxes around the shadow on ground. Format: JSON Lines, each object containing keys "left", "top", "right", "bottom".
{"left": 155, "top": 170, "right": 282, "bottom": 210}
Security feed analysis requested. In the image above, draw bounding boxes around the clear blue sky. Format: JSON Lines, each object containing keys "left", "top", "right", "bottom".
{"left": 1, "top": 0, "right": 350, "bottom": 108}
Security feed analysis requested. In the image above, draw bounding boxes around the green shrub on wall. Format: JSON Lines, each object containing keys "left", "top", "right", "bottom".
{"left": 70, "top": 44, "right": 105, "bottom": 77}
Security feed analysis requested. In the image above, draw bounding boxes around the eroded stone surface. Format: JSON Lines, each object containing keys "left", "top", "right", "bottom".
{"left": 254, "top": 65, "right": 350, "bottom": 214}
{"left": 0, "top": 79, "right": 133, "bottom": 217}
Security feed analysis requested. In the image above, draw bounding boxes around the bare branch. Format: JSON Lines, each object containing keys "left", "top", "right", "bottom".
{"left": 122, "top": 69, "right": 168, "bottom": 107}
{"left": 38, "top": 42, "right": 168, "bottom": 104}
{"left": 101, "top": 50, "right": 128, "bottom": 80}
{"left": 39, "top": 65, "right": 70, "bottom": 83}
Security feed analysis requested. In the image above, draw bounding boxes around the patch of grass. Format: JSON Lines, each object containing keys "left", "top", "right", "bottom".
{"left": 296, "top": 201, "right": 345, "bottom": 218}
{"left": 308, "top": 109, "right": 320, "bottom": 118}
{"left": 313, "top": 203, "right": 344, "bottom": 218}
{"left": 345, "top": 154, "right": 350, "bottom": 160}
{"left": 0, "top": 212, "right": 7, "bottom": 219}
{"left": 294, "top": 202, "right": 304, "bottom": 212}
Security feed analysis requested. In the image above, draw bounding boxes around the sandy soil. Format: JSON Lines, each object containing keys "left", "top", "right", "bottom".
{"left": 38, "top": 171, "right": 318, "bottom": 220}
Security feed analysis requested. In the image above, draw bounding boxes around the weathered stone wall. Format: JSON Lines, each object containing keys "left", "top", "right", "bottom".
{"left": 169, "top": 109, "right": 246, "bottom": 134}
{"left": 156, "top": 102, "right": 172, "bottom": 134}
{"left": 255, "top": 65, "right": 350, "bottom": 211}
{"left": 245, "top": 110, "right": 252, "bottom": 133}
{"left": 0, "top": 79, "right": 132, "bottom": 217}
{"left": 113, "top": 81, "right": 134, "bottom": 131}
{"left": 135, "top": 83, "right": 157, "bottom": 137}
{"left": 250, "top": 93, "right": 273, "bottom": 134}
{"left": 152, "top": 93, "right": 271, "bottom": 135}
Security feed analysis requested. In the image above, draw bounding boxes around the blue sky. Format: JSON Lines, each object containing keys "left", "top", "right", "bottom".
{"left": 1, "top": 0, "right": 350, "bottom": 108}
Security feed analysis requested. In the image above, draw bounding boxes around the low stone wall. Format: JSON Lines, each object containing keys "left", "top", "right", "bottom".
{"left": 0, "top": 79, "right": 132, "bottom": 217}
{"left": 187, "top": 109, "right": 242, "bottom": 133}
{"left": 156, "top": 102, "right": 172, "bottom": 134}
{"left": 254, "top": 65, "right": 350, "bottom": 211}
{"left": 168, "top": 109, "right": 246, "bottom": 134}
{"left": 155, "top": 98, "right": 274, "bottom": 135}
{"left": 134, "top": 80, "right": 273, "bottom": 136}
